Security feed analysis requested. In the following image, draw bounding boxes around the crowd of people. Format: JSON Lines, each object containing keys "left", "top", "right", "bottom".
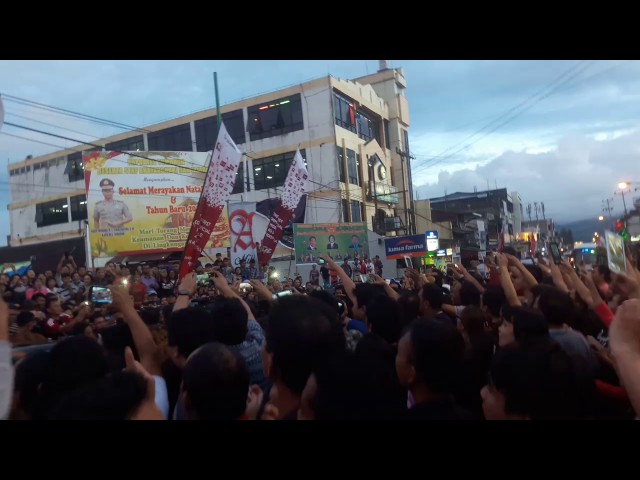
{"left": 2, "top": 244, "right": 640, "bottom": 421}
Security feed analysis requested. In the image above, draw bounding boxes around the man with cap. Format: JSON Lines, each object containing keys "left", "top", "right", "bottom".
{"left": 94, "top": 178, "right": 133, "bottom": 229}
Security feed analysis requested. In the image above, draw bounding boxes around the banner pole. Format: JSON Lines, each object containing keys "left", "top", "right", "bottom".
{"left": 177, "top": 72, "right": 222, "bottom": 278}
{"left": 214, "top": 72, "right": 222, "bottom": 127}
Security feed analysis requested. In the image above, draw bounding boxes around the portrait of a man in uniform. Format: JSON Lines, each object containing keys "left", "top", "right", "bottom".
{"left": 94, "top": 178, "right": 133, "bottom": 228}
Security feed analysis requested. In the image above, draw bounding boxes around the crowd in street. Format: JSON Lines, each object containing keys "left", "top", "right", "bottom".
{"left": 2, "top": 245, "right": 640, "bottom": 421}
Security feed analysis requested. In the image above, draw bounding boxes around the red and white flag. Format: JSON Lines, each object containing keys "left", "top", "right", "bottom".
{"left": 257, "top": 150, "right": 309, "bottom": 266}
{"left": 178, "top": 123, "right": 242, "bottom": 280}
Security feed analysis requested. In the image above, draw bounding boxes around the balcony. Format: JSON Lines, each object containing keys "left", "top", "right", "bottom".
{"left": 368, "top": 181, "right": 399, "bottom": 204}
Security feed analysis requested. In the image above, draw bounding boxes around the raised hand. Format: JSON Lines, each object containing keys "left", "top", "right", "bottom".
{"left": 610, "top": 299, "right": 640, "bottom": 355}
{"left": 110, "top": 283, "right": 135, "bottom": 313}
{"left": 211, "top": 271, "right": 233, "bottom": 295}
{"left": 495, "top": 253, "right": 509, "bottom": 269}
{"left": 178, "top": 272, "right": 197, "bottom": 297}
{"left": 246, "top": 385, "right": 264, "bottom": 420}
{"left": 249, "top": 279, "right": 274, "bottom": 302}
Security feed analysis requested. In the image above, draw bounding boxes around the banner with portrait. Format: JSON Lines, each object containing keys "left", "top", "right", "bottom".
{"left": 83, "top": 151, "right": 230, "bottom": 263}
{"left": 292, "top": 222, "right": 369, "bottom": 265}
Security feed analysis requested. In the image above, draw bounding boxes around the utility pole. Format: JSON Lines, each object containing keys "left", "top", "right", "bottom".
{"left": 396, "top": 146, "right": 416, "bottom": 235}
{"left": 602, "top": 198, "right": 614, "bottom": 218}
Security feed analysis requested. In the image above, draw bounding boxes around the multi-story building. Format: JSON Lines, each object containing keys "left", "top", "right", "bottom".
{"left": 5, "top": 63, "right": 412, "bottom": 274}
{"left": 511, "top": 191, "right": 524, "bottom": 236}
{"left": 428, "top": 188, "right": 515, "bottom": 261}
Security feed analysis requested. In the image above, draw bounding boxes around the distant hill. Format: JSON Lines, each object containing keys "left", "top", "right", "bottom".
{"left": 557, "top": 217, "right": 611, "bottom": 244}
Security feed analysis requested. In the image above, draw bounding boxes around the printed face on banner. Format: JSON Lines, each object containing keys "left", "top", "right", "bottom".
{"left": 84, "top": 151, "right": 230, "bottom": 261}
{"left": 292, "top": 223, "right": 369, "bottom": 265}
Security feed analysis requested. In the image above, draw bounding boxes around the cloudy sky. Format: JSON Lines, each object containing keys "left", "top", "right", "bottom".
{"left": 1, "top": 60, "right": 639, "bottom": 246}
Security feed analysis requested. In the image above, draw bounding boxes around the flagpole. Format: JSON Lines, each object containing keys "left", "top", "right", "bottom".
{"left": 214, "top": 72, "right": 221, "bottom": 127}
{"left": 177, "top": 72, "right": 223, "bottom": 279}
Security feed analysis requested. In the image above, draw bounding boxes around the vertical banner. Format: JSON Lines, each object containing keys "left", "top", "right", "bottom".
{"left": 229, "top": 202, "right": 257, "bottom": 267}
{"left": 178, "top": 123, "right": 242, "bottom": 279}
{"left": 257, "top": 150, "right": 309, "bottom": 266}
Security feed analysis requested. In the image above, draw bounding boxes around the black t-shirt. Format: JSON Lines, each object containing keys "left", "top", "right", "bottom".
{"left": 158, "top": 280, "right": 176, "bottom": 298}
{"left": 341, "top": 263, "right": 353, "bottom": 278}
{"left": 320, "top": 266, "right": 330, "bottom": 280}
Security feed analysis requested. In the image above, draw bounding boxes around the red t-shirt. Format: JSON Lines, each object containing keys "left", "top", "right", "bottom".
{"left": 130, "top": 283, "right": 147, "bottom": 307}
{"left": 45, "top": 313, "right": 73, "bottom": 337}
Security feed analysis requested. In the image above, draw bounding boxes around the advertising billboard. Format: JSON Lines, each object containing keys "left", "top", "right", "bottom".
{"left": 293, "top": 222, "right": 369, "bottom": 265}
{"left": 426, "top": 230, "right": 439, "bottom": 251}
{"left": 384, "top": 234, "right": 427, "bottom": 260}
{"left": 84, "top": 151, "right": 230, "bottom": 262}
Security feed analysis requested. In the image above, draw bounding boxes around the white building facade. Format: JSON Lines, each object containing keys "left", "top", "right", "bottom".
{"left": 7, "top": 66, "right": 412, "bottom": 275}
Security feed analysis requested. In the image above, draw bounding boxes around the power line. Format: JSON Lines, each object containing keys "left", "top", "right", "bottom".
{"left": 2, "top": 95, "right": 453, "bottom": 233}
{"left": 410, "top": 60, "right": 595, "bottom": 175}
{"left": 6, "top": 112, "right": 104, "bottom": 139}
{"left": 1, "top": 94, "right": 152, "bottom": 134}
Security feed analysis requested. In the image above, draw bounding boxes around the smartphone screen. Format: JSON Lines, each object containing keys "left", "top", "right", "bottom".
{"left": 90, "top": 286, "right": 112, "bottom": 305}
{"left": 549, "top": 242, "right": 562, "bottom": 265}
{"left": 318, "top": 258, "right": 325, "bottom": 265}
{"left": 605, "top": 231, "right": 626, "bottom": 273}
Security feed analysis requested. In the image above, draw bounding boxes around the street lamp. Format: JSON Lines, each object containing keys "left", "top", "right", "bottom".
{"left": 598, "top": 215, "right": 604, "bottom": 221}
{"left": 618, "top": 181, "right": 629, "bottom": 190}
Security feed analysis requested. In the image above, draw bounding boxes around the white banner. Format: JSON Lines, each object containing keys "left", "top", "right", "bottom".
{"left": 229, "top": 202, "right": 258, "bottom": 268}
{"left": 257, "top": 149, "right": 309, "bottom": 265}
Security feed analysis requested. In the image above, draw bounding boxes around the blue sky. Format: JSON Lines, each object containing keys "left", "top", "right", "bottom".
{"left": 1, "top": 60, "right": 640, "bottom": 246}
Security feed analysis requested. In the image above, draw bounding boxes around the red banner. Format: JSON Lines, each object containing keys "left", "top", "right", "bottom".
{"left": 178, "top": 123, "right": 242, "bottom": 280}
{"left": 257, "top": 150, "right": 309, "bottom": 266}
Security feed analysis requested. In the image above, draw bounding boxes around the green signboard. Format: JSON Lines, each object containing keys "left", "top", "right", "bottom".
{"left": 293, "top": 222, "right": 369, "bottom": 265}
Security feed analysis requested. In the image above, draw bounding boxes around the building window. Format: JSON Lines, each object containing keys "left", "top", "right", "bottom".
{"left": 334, "top": 92, "right": 356, "bottom": 133}
{"left": 147, "top": 123, "right": 192, "bottom": 151}
{"left": 105, "top": 135, "right": 144, "bottom": 152}
{"left": 246, "top": 94, "right": 304, "bottom": 141}
{"left": 346, "top": 149, "right": 359, "bottom": 186}
{"left": 252, "top": 149, "right": 306, "bottom": 191}
{"left": 231, "top": 161, "right": 247, "bottom": 195}
{"left": 337, "top": 147, "right": 345, "bottom": 183}
{"left": 195, "top": 109, "right": 246, "bottom": 150}
{"left": 384, "top": 119, "right": 391, "bottom": 149}
{"left": 342, "top": 199, "right": 351, "bottom": 223}
{"left": 356, "top": 110, "right": 378, "bottom": 143}
{"left": 351, "top": 200, "right": 363, "bottom": 223}
{"left": 36, "top": 199, "right": 68, "bottom": 227}
{"left": 65, "top": 152, "right": 85, "bottom": 182}
{"left": 70, "top": 195, "right": 88, "bottom": 221}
